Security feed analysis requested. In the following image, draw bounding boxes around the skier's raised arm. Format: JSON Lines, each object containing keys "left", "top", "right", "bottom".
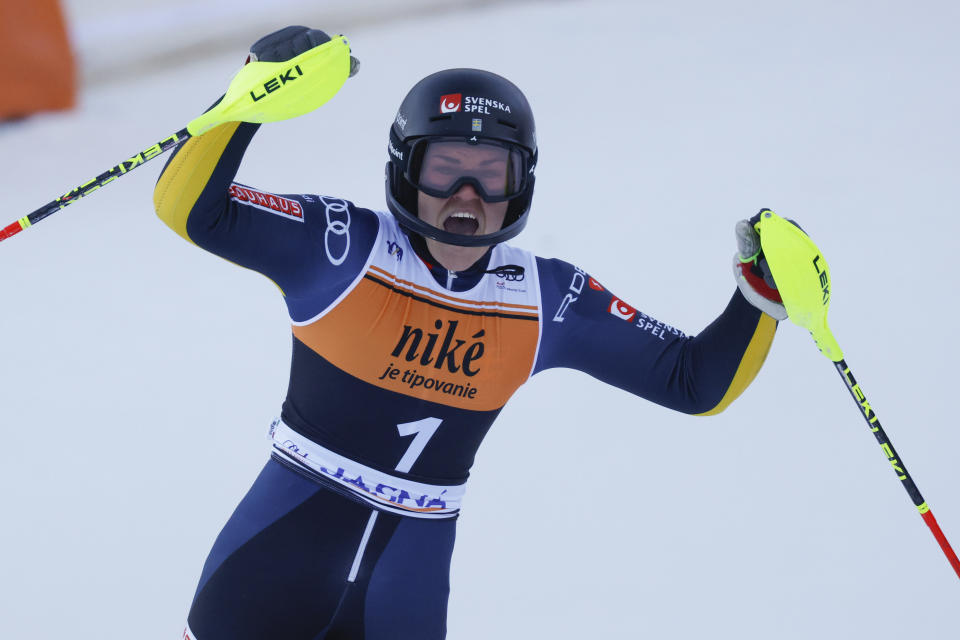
{"left": 535, "top": 210, "right": 786, "bottom": 415}
{"left": 153, "top": 26, "right": 376, "bottom": 298}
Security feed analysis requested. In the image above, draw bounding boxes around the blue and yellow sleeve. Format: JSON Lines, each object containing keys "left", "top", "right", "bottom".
{"left": 153, "top": 121, "right": 248, "bottom": 245}
{"left": 153, "top": 121, "right": 329, "bottom": 297}
{"left": 153, "top": 118, "right": 382, "bottom": 317}
{"left": 535, "top": 257, "right": 776, "bottom": 415}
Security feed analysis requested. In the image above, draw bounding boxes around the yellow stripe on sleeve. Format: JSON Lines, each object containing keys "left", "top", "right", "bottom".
{"left": 696, "top": 313, "right": 777, "bottom": 416}
{"left": 153, "top": 121, "right": 242, "bottom": 244}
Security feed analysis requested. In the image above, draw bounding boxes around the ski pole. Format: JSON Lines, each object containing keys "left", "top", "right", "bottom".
{"left": 0, "top": 129, "right": 190, "bottom": 243}
{"left": 834, "top": 359, "right": 960, "bottom": 578}
{"left": 1, "top": 34, "right": 355, "bottom": 245}
{"left": 755, "top": 209, "right": 960, "bottom": 580}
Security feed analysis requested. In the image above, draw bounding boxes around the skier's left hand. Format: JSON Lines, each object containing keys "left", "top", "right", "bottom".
{"left": 733, "top": 209, "right": 788, "bottom": 320}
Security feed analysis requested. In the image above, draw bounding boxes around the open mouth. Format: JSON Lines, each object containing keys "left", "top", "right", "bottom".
{"left": 443, "top": 211, "right": 480, "bottom": 235}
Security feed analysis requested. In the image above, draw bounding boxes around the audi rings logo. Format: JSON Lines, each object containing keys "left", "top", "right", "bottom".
{"left": 321, "top": 196, "right": 351, "bottom": 266}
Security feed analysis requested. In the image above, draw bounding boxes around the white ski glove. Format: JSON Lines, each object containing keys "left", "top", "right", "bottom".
{"left": 733, "top": 209, "right": 788, "bottom": 321}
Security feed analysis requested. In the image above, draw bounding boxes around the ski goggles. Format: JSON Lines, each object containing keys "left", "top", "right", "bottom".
{"left": 402, "top": 137, "right": 532, "bottom": 203}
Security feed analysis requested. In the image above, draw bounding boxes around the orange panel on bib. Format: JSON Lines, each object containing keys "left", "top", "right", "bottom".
{"left": 292, "top": 269, "right": 539, "bottom": 411}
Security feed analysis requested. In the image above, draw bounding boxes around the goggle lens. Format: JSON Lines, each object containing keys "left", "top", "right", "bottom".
{"left": 409, "top": 139, "right": 527, "bottom": 202}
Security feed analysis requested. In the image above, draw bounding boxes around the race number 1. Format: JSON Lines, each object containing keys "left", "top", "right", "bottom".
{"left": 395, "top": 417, "right": 442, "bottom": 473}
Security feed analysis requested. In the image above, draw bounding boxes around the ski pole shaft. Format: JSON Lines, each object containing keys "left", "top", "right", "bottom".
{"left": 835, "top": 359, "right": 960, "bottom": 579}
{"left": 0, "top": 128, "right": 191, "bottom": 243}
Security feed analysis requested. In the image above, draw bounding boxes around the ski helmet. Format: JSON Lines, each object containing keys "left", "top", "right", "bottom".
{"left": 385, "top": 68, "right": 537, "bottom": 247}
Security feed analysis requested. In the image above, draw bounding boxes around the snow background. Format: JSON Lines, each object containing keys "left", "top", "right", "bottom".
{"left": 1, "top": 0, "right": 958, "bottom": 637}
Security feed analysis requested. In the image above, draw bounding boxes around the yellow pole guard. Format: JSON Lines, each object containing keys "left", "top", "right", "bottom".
{"left": 755, "top": 210, "right": 844, "bottom": 362}
{"left": 187, "top": 36, "right": 353, "bottom": 136}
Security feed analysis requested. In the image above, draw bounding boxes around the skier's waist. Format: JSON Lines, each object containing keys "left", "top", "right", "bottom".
{"left": 269, "top": 418, "right": 465, "bottom": 519}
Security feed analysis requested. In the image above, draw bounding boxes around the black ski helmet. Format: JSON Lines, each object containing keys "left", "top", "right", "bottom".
{"left": 385, "top": 68, "right": 537, "bottom": 247}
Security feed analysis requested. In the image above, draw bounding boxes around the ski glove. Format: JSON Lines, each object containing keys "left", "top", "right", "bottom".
{"left": 733, "top": 209, "right": 788, "bottom": 321}
{"left": 248, "top": 25, "right": 360, "bottom": 76}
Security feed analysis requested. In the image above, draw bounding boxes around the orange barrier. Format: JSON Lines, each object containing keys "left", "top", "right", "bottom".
{"left": 0, "top": 0, "right": 76, "bottom": 119}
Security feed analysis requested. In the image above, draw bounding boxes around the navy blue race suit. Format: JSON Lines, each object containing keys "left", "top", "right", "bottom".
{"left": 154, "top": 121, "right": 777, "bottom": 640}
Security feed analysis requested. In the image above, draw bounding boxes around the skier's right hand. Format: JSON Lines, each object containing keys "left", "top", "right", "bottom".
{"left": 247, "top": 25, "right": 360, "bottom": 76}
{"left": 186, "top": 26, "right": 357, "bottom": 136}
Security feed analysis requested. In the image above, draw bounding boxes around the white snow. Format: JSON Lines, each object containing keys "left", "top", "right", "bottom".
{"left": 1, "top": 1, "right": 958, "bottom": 638}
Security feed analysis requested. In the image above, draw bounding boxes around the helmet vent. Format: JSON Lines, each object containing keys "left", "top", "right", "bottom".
{"left": 428, "top": 115, "right": 453, "bottom": 122}
{"left": 497, "top": 119, "right": 518, "bottom": 129}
